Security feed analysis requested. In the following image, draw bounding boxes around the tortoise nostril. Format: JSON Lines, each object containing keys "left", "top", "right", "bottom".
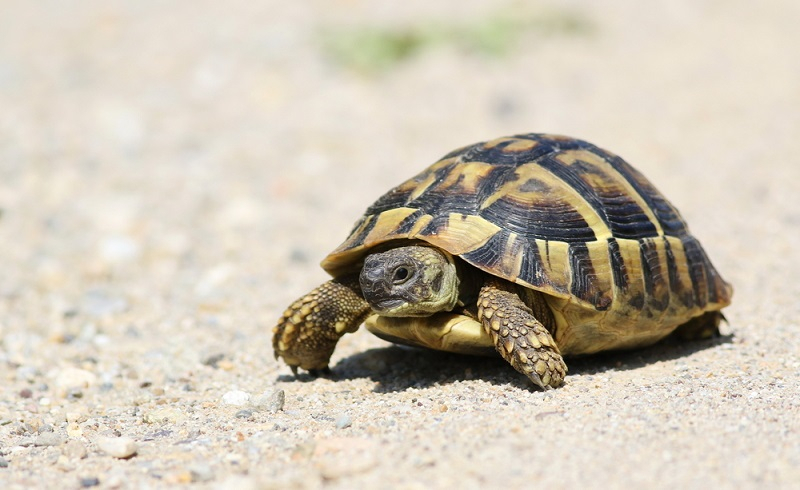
{"left": 360, "top": 258, "right": 389, "bottom": 292}
{"left": 361, "top": 268, "right": 383, "bottom": 288}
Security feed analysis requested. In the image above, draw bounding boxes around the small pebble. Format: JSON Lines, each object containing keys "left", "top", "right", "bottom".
{"left": 143, "top": 407, "right": 186, "bottom": 424}
{"left": 65, "top": 388, "right": 83, "bottom": 400}
{"left": 202, "top": 353, "right": 225, "bottom": 368}
{"left": 34, "top": 432, "right": 64, "bottom": 447}
{"left": 15, "top": 366, "right": 38, "bottom": 382}
{"left": 79, "top": 477, "right": 100, "bottom": 487}
{"left": 81, "top": 289, "right": 128, "bottom": 317}
{"left": 235, "top": 409, "right": 254, "bottom": 419}
{"left": 216, "top": 359, "right": 235, "bottom": 371}
{"left": 66, "top": 411, "right": 88, "bottom": 424}
{"left": 188, "top": 464, "right": 215, "bottom": 482}
{"left": 0, "top": 457, "right": 8, "bottom": 468}
{"left": 63, "top": 440, "right": 88, "bottom": 460}
{"left": 221, "top": 390, "right": 250, "bottom": 406}
{"left": 251, "top": 389, "right": 285, "bottom": 413}
{"left": 96, "top": 436, "right": 138, "bottom": 459}
{"left": 19, "top": 388, "right": 33, "bottom": 398}
{"left": 335, "top": 414, "right": 352, "bottom": 429}
{"left": 99, "top": 235, "right": 140, "bottom": 263}
{"left": 52, "top": 368, "right": 97, "bottom": 392}
{"left": 146, "top": 429, "right": 173, "bottom": 439}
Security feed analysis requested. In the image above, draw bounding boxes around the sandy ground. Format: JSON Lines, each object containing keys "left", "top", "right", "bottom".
{"left": 1, "top": 1, "right": 799, "bottom": 488}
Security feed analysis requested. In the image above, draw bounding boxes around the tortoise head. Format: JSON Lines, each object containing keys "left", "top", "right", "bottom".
{"left": 359, "top": 245, "right": 460, "bottom": 317}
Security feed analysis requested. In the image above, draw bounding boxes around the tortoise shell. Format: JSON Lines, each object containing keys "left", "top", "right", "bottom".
{"left": 321, "top": 134, "right": 732, "bottom": 355}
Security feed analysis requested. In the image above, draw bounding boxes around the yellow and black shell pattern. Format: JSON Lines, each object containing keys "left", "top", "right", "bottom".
{"left": 322, "top": 134, "right": 731, "bottom": 350}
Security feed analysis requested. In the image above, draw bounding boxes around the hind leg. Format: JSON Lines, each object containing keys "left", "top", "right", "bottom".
{"left": 672, "top": 311, "right": 723, "bottom": 341}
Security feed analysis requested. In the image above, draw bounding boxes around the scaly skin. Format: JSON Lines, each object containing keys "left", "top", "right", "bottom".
{"left": 477, "top": 280, "right": 567, "bottom": 389}
{"left": 272, "top": 275, "right": 371, "bottom": 374}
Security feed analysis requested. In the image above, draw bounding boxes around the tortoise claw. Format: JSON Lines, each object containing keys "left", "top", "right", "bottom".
{"left": 285, "top": 364, "right": 331, "bottom": 378}
{"left": 281, "top": 364, "right": 332, "bottom": 379}
{"left": 526, "top": 371, "right": 548, "bottom": 391}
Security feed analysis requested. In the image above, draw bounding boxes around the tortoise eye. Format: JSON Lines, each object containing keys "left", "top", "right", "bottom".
{"left": 392, "top": 266, "right": 411, "bottom": 284}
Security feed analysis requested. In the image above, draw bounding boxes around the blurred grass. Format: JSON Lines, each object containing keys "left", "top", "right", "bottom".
{"left": 319, "top": 8, "right": 593, "bottom": 74}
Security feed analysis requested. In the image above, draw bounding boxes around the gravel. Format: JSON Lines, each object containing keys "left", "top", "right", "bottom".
{"left": 1, "top": 1, "right": 798, "bottom": 489}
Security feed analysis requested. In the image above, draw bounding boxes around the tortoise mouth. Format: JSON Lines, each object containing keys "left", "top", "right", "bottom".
{"left": 372, "top": 298, "right": 437, "bottom": 317}
{"left": 371, "top": 298, "right": 407, "bottom": 314}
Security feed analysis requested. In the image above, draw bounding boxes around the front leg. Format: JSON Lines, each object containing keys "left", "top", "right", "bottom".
{"left": 272, "top": 275, "right": 371, "bottom": 375}
{"left": 477, "top": 280, "right": 567, "bottom": 389}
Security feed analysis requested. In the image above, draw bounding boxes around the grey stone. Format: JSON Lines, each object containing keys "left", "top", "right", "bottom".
{"left": 251, "top": 389, "right": 285, "bottom": 413}
{"left": 34, "top": 432, "right": 64, "bottom": 447}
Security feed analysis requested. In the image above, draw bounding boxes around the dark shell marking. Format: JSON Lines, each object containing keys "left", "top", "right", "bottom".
{"left": 322, "top": 134, "right": 732, "bottom": 336}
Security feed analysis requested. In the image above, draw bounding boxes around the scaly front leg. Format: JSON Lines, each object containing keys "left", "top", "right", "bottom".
{"left": 272, "top": 276, "right": 371, "bottom": 375}
{"left": 477, "top": 280, "right": 567, "bottom": 389}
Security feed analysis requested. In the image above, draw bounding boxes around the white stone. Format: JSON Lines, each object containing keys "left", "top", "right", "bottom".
{"left": 221, "top": 390, "right": 251, "bottom": 406}
{"left": 52, "top": 368, "right": 97, "bottom": 391}
{"left": 96, "top": 436, "right": 138, "bottom": 459}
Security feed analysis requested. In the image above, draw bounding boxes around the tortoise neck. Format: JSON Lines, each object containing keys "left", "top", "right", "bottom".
{"left": 454, "top": 258, "right": 486, "bottom": 307}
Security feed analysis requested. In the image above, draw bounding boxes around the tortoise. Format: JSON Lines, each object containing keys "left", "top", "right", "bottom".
{"left": 273, "top": 133, "right": 732, "bottom": 389}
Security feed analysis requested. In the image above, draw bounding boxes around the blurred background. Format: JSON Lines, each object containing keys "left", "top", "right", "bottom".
{"left": 0, "top": 0, "right": 797, "bottom": 373}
